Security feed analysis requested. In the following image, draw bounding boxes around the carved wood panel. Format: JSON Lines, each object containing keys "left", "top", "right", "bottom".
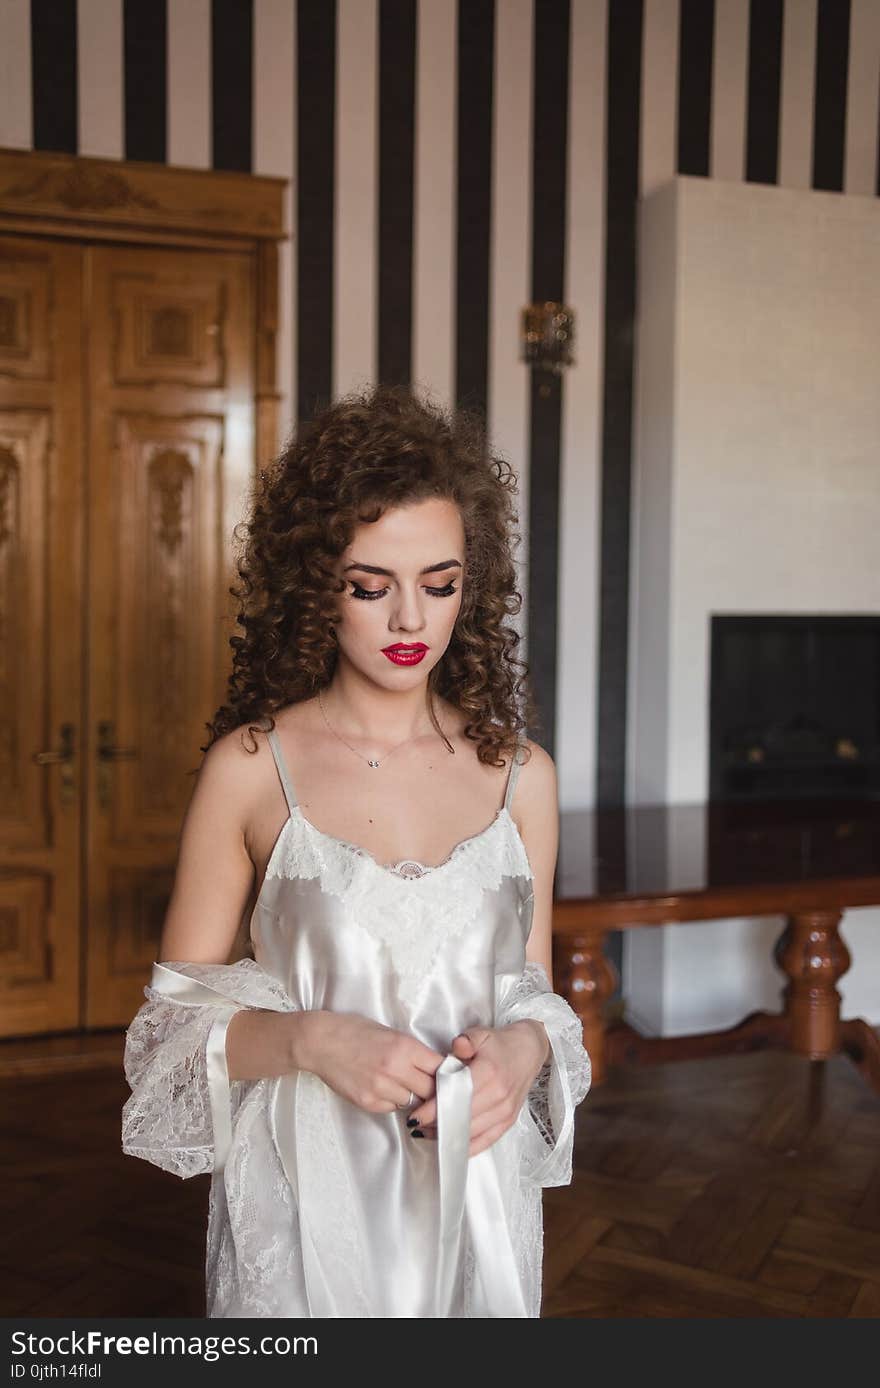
{"left": 0, "top": 252, "right": 51, "bottom": 379}
{"left": 85, "top": 244, "right": 255, "bottom": 1027}
{"left": 0, "top": 237, "right": 84, "bottom": 1036}
{"left": 0, "top": 413, "right": 49, "bottom": 840}
{"left": 112, "top": 273, "right": 227, "bottom": 388}
{"left": 0, "top": 153, "right": 282, "bottom": 1042}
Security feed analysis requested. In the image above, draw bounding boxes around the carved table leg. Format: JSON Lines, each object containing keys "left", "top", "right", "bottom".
{"left": 774, "top": 910, "right": 849, "bottom": 1059}
{"left": 839, "top": 1017, "right": 880, "bottom": 1094}
{"left": 554, "top": 930, "right": 618, "bottom": 1086}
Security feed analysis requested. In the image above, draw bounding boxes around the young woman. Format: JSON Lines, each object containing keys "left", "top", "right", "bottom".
{"left": 122, "top": 383, "right": 591, "bottom": 1318}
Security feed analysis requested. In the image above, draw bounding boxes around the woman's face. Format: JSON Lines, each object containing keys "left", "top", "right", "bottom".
{"left": 331, "top": 497, "right": 466, "bottom": 688}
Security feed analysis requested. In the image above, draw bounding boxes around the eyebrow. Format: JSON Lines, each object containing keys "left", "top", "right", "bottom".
{"left": 343, "top": 559, "right": 463, "bottom": 577}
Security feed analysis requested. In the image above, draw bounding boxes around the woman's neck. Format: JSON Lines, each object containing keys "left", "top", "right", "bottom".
{"left": 317, "top": 675, "right": 446, "bottom": 746}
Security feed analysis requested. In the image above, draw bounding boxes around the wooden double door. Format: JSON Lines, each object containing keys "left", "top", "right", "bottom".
{"left": 0, "top": 233, "right": 256, "bottom": 1035}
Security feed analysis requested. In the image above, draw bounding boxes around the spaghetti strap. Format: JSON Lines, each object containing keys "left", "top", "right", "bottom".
{"left": 502, "top": 737, "right": 526, "bottom": 813}
{"left": 265, "top": 726, "right": 298, "bottom": 815}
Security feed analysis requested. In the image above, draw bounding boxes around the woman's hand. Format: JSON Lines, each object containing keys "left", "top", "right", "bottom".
{"left": 408, "top": 1020, "right": 550, "bottom": 1157}
{"left": 303, "top": 1010, "right": 445, "bottom": 1115}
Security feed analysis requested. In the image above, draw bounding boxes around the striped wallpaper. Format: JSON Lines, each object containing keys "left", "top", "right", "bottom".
{"left": 2, "top": 0, "right": 879, "bottom": 823}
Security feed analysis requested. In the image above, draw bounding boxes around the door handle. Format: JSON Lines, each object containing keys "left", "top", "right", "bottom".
{"left": 97, "top": 719, "right": 139, "bottom": 760}
{"left": 32, "top": 722, "right": 76, "bottom": 806}
{"left": 97, "top": 720, "right": 139, "bottom": 810}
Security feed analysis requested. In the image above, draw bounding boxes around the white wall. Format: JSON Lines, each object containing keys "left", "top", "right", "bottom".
{"left": 628, "top": 176, "right": 880, "bottom": 1034}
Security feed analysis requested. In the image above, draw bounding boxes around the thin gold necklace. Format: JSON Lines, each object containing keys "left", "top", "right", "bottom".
{"left": 317, "top": 688, "right": 441, "bottom": 768}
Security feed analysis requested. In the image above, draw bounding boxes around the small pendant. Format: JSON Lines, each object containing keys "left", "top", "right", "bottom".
{"left": 394, "top": 860, "right": 429, "bottom": 878}
{"left": 368, "top": 759, "right": 380, "bottom": 768}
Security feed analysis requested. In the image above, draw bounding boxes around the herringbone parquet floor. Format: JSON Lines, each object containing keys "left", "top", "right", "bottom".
{"left": 1, "top": 1043, "right": 878, "bottom": 1316}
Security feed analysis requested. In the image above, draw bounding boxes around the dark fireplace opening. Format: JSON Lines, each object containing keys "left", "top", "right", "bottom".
{"left": 709, "top": 614, "right": 880, "bottom": 802}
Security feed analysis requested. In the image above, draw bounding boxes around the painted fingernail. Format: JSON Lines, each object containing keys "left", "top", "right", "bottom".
{"left": 406, "top": 1117, "right": 419, "bottom": 1127}
{"left": 410, "top": 1128, "right": 426, "bottom": 1139}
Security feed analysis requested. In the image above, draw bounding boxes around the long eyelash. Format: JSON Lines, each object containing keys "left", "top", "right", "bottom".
{"left": 349, "top": 582, "right": 458, "bottom": 601}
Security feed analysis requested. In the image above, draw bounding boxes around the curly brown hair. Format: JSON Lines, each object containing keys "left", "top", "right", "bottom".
{"left": 203, "top": 382, "right": 541, "bottom": 769}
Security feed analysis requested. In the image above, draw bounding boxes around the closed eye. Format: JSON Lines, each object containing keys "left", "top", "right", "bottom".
{"left": 349, "top": 582, "right": 458, "bottom": 601}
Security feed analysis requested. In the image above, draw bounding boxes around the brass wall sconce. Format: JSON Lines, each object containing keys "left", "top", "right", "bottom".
{"left": 520, "top": 301, "right": 575, "bottom": 397}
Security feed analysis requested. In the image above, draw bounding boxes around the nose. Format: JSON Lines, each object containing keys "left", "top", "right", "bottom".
{"left": 389, "top": 582, "right": 429, "bottom": 635}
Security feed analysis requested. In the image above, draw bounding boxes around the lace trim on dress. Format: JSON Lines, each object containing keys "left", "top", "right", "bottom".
{"left": 266, "top": 807, "right": 533, "bottom": 1013}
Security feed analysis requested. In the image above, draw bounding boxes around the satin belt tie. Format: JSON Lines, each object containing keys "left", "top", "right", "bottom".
{"left": 434, "top": 1052, "right": 528, "bottom": 1316}
{"left": 148, "top": 964, "right": 529, "bottom": 1317}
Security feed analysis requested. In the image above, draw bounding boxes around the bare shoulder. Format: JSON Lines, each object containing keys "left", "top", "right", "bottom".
{"left": 514, "top": 737, "right": 558, "bottom": 810}
{"left": 200, "top": 717, "right": 273, "bottom": 772}
{"left": 195, "top": 719, "right": 271, "bottom": 809}
{"left": 510, "top": 736, "right": 558, "bottom": 853}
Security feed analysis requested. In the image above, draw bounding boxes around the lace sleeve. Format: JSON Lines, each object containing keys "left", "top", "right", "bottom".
{"left": 496, "top": 961, "right": 592, "bottom": 1188}
{"left": 121, "top": 959, "right": 297, "bottom": 1181}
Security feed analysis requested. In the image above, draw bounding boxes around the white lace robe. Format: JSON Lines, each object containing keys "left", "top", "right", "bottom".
{"left": 122, "top": 956, "right": 591, "bottom": 1317}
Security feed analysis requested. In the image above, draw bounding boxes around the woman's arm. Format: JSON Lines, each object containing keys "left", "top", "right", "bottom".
{"left": 503, "top": 739, "right": 560, "bottom": 1063}
{"left": 123, "top": 730, "right": 323, "bottom": 1183}
{"left": 158, "top": 727, "right": 269, "bottom": 964}
{"left": 487, "top": 740, "right": 591, "bottom": 1178}
{"left": 224, "top": 1003, "right": 326, "bottom": 1081}
{"left": 155, "top": 729, "right": 322, "bottom": 1082}
{"left": 517, "top": 739, "right": 559, "bottom": 988}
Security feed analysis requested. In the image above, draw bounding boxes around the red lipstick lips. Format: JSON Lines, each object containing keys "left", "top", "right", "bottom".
{"left": 382, "top": 643, "right": 428, "bottom": 666}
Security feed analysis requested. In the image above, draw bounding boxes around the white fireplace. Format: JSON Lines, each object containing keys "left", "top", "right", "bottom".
{"left": 625, "top": 176, "right": 880, "bottom": 1036}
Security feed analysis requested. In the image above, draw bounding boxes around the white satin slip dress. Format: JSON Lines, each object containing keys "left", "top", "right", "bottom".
{"left": 246, "top": 723, "right": 536, "bottom": 1317}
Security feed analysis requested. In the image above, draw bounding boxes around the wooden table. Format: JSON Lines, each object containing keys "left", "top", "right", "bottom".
{"left": 552, "top": 796, "right": 880, "bottom": 1097}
